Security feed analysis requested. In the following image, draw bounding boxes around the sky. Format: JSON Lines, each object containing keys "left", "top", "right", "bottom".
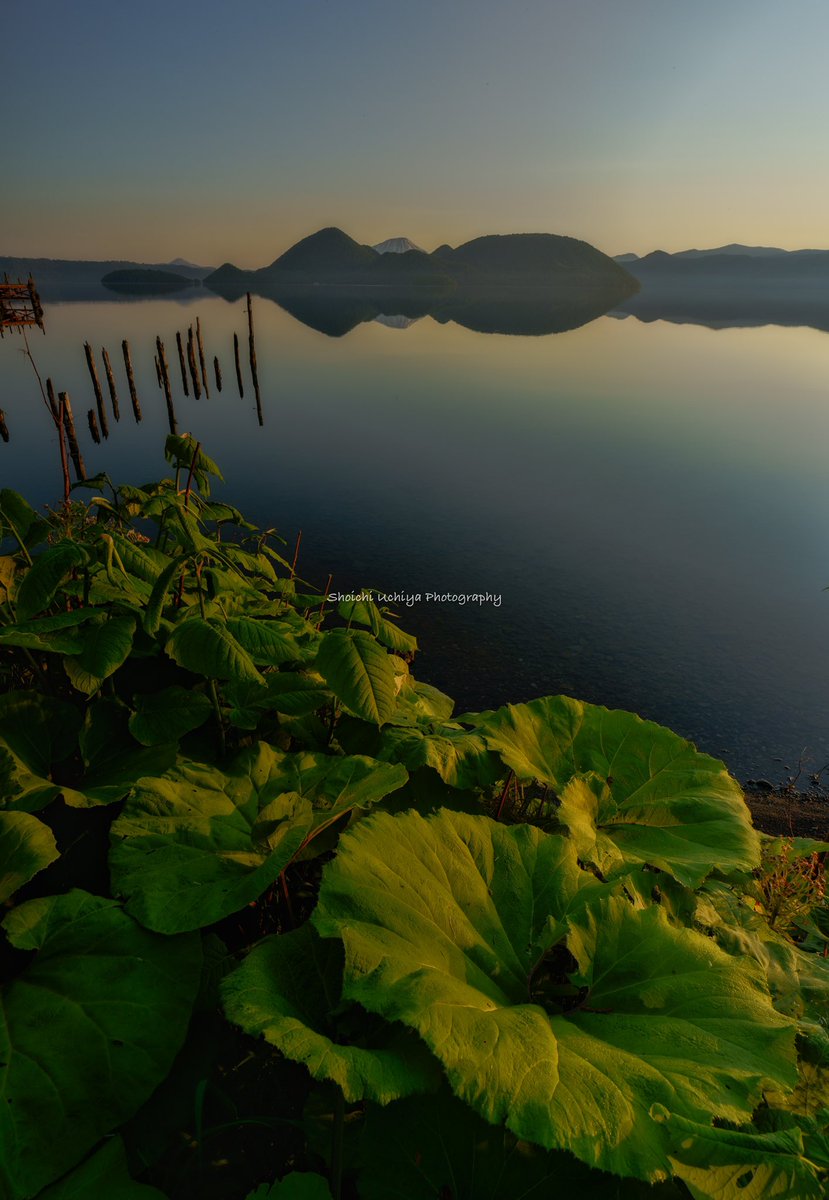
{"left": 4, "top": 0, "right": 829, "bottom": 265}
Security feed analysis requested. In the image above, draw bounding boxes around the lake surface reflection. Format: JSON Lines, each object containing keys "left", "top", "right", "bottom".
{"left": 3, "top": 290, "right": 829, "bottom": 780}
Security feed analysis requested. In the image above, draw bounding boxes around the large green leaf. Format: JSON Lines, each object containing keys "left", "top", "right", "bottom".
{"left": 224, "top": 674, "right": 332, "bottom": 729}
{"left": 0, "top": 811, "right": 59, "bottom": 901}
{"left": 15, "top": 542, "right": 89, "bottom": 620}
{"left": 0, "top": 490, "right": 50, "bottom": 551}
{"left": 64, "top": 614, "right": 137, "bottom": 695}
{"left": 165, "top": 617, "right": 264, "bottom": 684}
{"left": 109, "top": 744, "right": 316, "bottom": 933}
{"left": 358, "top": 1089, "right": 688, "bottom": 1200}
{"left": 0, "top": 891, "right": 200, "bottom": 1199}
{"left": 337, "top": 596, "right": 418, "bottom": 654}
{"left": 225, "top": 616, "right": 314, "bottom": 665}
{"left": 245, "top": 1174, "right": 332, "bottom": 1200}
{"left": 222, "top": 922, "right": 439, "bottom": 1103}
{"left": 652, "top": 1107, "right": 823, "bottom": 1199}
{"left": 129, "top": 686, "right": 213, "bottom": 745}
{"left": 60, "top": 700, "right": 177, "bottom": 807}
{"left": 314, "top": 809, "right": 797, "bottom": 1180}
{"left": 0, "top": 610, "right": 101, "bottom": 656}
{"left": 378, "top": 723, "right": 501, "bottom": 789}
{"left": 0, "top": 692, "right": 81, "bottom": 812}
{"left": 38, "top": 1136, "right": 168, "bottom": 1199}
{"left": 470, "top": 696, "right": 759, "bottom": 887}
{"left": 316, "top": 629, "right": 395, "bottom": 725}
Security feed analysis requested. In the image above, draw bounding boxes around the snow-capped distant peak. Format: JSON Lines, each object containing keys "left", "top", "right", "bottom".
{"left": 372, "top": 237, "right": 423, "bottom": 255}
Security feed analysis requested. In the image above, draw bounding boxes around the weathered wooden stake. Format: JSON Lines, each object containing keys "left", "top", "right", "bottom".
{"left": 122, "top": 339, "right": 142, "bottom": 422}
{"left": 45, "top": 377, "right": 60, "bottom": 425}
{"left": 233, "top": 332, "right": 244, "bottom": 398}
{"left": 246, "top": 293, "right": 263, "bottom": 426}
{"left": 57, "top": 397, "right": 71, "bottom": 504}
{"left": 101, "top": 347, "right": 120, "bottom": 421}
{"left": 196, "top": 317, "right": 210, "bottom": 398}
{"left": 213, "top": 355, "right": 222, "bottom": 393}
{"left": 175, "top": 331, "right": 190, "bottom": 396}
{"left": 186, "top": 326, "right": 201, "bottom": 399}
{"left": 156, "top": 337, "right": 178, "bottom": 434}
{"left": 58, "top": 392, "right": 86, "bottom": 480}
{"left": 154, "top": 355, "right": 162, "bottom": 388}
{"left": 87, "top": 408, "right": 101, "bottom": 444}
{"left": 0, "top": 410, "right": 8, "bottom": 443}
{"left": 84, "top": 341, "right": 108, "bottom": 439}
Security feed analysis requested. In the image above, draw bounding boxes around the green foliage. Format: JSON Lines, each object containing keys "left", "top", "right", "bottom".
{"left": 1, "top": 436, "right": 826, "bottom": 1198}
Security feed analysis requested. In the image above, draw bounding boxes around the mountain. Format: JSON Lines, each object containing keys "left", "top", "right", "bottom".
{"left": 627, "top": 249, "right": 829, "bottom": 280}
{"left": 373, "top": 237, "right": 424, "bottom": 254}
{"left": 614, "top": 252, "right": 639, "bottom": 263}
{"left": 204, "top": 227, "right": 637, "bottom": 299}
{"left": 0, "top": 256, "right": 213, "bottom": 301}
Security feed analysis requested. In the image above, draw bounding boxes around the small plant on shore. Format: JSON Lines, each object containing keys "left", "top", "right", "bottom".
{"left": 1, "top": 436, "right": 827, "bottom": 1199}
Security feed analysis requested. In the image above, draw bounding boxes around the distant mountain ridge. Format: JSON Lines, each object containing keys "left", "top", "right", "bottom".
{"left": 373, "top": 237, "right": 423, "bottom": 254}
{"left": 206, "top": 226, "right": 637, "bottom": 297}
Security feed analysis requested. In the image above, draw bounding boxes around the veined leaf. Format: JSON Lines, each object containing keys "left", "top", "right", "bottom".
{"left": 60, "top": 700, "right": 176, "bottom": 807}
{"left": 652, "top": 1106, "right": 823, "bottom": 1199}
{"left": 166, "top": 617, "right": 264, "bottom": 684}
{"left": 0, "top": 891, "right": 200, "bottom": 1198}
{"left": 226, "top": 616, "right": 315, "bottom": 665}
{"left": 0, "top": 692, "right": 81, "bottom": 812}
{"left": 15, "top": 542, "right": 89, "bottom": 620}
{"left": 38, "top": 1136, "right": 168, "bottom": 1199}
{"left": 64, "top": 615, "right": 136, "bottom": 695}
{"left": 0, "top": 490, "right": 50, "bottom": 551}
{"left": 0, "top": 811, "right": 59, "bottom": 902}
{"left": 222, "top": 922, "right": 439, "bottom": 1103}
{"left": 129, "top": 686, "right": 212, "bottom": 745}
{"left": 471, "top": 696, "right": 759, "bottom": 887}
{"left": 314, "top": 809, "right": 797, "bottom": 1180}
{"left": 224, "top": 674, "right": 332, "bottom": 729}
{"left": 378, "top": 723, "right": 500, "bottom": 789}
{"left": 316, "top": 629, "right": 395, "bottom": 725}
{"left": 245, "top": 1174, "right": 333, "bottom": 1200}
{"left": 110, "top": 744, "right": 315, "bottom": 933}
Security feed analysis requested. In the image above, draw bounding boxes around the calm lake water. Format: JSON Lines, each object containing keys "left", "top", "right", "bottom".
{"left": 3, "top": 290, "right": 829, "bottom": 781}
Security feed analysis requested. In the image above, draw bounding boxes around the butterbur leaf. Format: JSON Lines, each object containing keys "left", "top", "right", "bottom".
{"left": 222, "top": 922, "right": 440, "bottom": 1103}
{"left": 651, "top": 1106, "right": 823, "bottom": 1199}
{"left": 358, "top": 1089, "right": 688, "bottom": 1200}
{"left": 316, "top": 629, "right": 395, "bottom": 725}
{"left": 224, "top": 674, "right": 332, "bottom": 729}
{"left": 245, "top": 1174, "right": 333, "bottom": 1200}
{"left": 471, "top": 696, "right": 759, "bottom": 887}
{"left": 314, "top": 809, "right": 797, "bottom": 1181}
{"left": 62, "top": 700, "right": 176, "bottom": 807}
{"left": 64, "top": 614, "right": 136, "bottom": 694}
{"left": 110, "top": 744, "right": 315, "bottom": 932}
{"left": 0, "top": 891, "right": 200, "bottom": 1198}
{"left": 0, "top": 811, "right": 59, "bottom": 901}
{"left": 226, "top": 615, "right": 314, "bottom": 665}
{"left": 38, "top": 1136, "right": 167, "bottom": 1199}
{"left": 0, "top": 692, "right": 81, "bottom": 812}
{"left": 378, "top": 723, "right": 500, "bottom": 789}
{"left": 0, "top": 489, "right": 50, "bottom": 550}
{"left": 129, "top": 686, "right": 212, "bottom": 745}
{"left": 15, "top": 541, "right": 89, "bottom": 620}
{"left": 166, "top": 617, "right": 264, "bottom": 684}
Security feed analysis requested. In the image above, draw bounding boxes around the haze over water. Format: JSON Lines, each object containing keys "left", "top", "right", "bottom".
{"left": 3, "top": 292, "right": 829, "bottom": 781}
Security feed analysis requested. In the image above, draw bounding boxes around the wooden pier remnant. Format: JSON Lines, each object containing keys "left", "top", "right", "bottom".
{"left": 186, "top": 326, "right": 201, "bottom": 399}
{"left": 101, "top": 347, "right": 120, "bottom": 422}
{"left": 233, "top": 332, "right": 244, "bottom": 398}
{"left": 46, "top": 377, "right": 60, "bottom": 425}
{"left": 87, "top": 408, "right": 101, "bottom": 444}
{"left": 0, "top": 275, "right": 44, "bottom": 334}
{"left": 175, "top": 332, "right": 190, "bottom": 396}
{"left": 58, "top": 392, "right": 86, "bottom": 480}
{"left": 84, "top": 342, "right": 108, "bottom": 439}
{"left": 122, "top": 340, "right": 142, "bottom": 422}
{"left": 57, "top": 397, "right": 71, "bottom": 504}
{"left": 154, "top": 355, "right": 162, "bottom": 388}
{"left": 156, "top": 337, "right": 178, "bottom": 434}
{"left": 0, "top": 410, "right": 8, "bottom": 442}
{"left": 213, "top": 355, "right": 222, "bottom": 393}
{"left": 196, "top": 318, "right": 210, "bottom": 398}
{"left": 246, "top": 293, "right": 263, "bottom": 426}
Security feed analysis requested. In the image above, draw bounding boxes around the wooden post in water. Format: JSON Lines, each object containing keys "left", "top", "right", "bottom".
{"left": 246, "top": 293, "right": 263, "bottom": 426}
{"left": 213, "top": 355, "right": 222, "bottom": 393}
{"left": 233, "top": 332, "right": 244, "bottom": 398}
{"left": 156, "top": 337, "right": 178, "bottom": 434}
{"left": 46, "top": 377, "right": 60, "bottom": 425}
{"left": 101, "top": 348, "right": 120, "bottom": 421}
{"left": 186, "top": 327, "right": 201, "bottom": 398}
{"left": 58, "top": 392, "right": 86, "bottom": 480}
{"left": 175, "top": 332, "right": 190, "bottom": 396}
{"left": 83, "top": 341, "right": 108, "bottom": 439}
{"left": 57, "top": 397, "right": 71, "bottom": 505}
{"left": 196, "top": 318, "right": 210, "bottom": 398}
{"left": 122, "top": 340, "right": 142, "bottom": 422}
{"left": 154, "top": 355, "right": 162, "bottom": 388}
{"left": 87, "top": 409, "right": 101, "bottom": 444}
{"left": 0, "top": 410, "right": 8, "bottom": 443}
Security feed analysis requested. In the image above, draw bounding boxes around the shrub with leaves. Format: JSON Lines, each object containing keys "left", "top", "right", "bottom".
{"left": 1, "top": 437, "right": 827, "bottom": 1199}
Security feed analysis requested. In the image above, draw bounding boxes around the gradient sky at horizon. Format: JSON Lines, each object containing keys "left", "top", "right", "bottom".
{"left": 5, "top": 0, "right": 829, "bottom": 265}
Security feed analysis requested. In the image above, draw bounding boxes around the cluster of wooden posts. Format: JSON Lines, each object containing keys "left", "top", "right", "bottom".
{"left": 11, "top": 294, "right": 264, "bottom": 503}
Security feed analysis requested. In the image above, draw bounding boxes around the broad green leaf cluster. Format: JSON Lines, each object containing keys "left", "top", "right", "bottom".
{"left": 1, "top": 441, "right": 826, "bottom": 1199}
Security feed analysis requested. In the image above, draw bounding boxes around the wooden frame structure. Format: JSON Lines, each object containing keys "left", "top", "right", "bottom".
{"left": 0, "top": 275, "right": 44, "bottom": 335}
